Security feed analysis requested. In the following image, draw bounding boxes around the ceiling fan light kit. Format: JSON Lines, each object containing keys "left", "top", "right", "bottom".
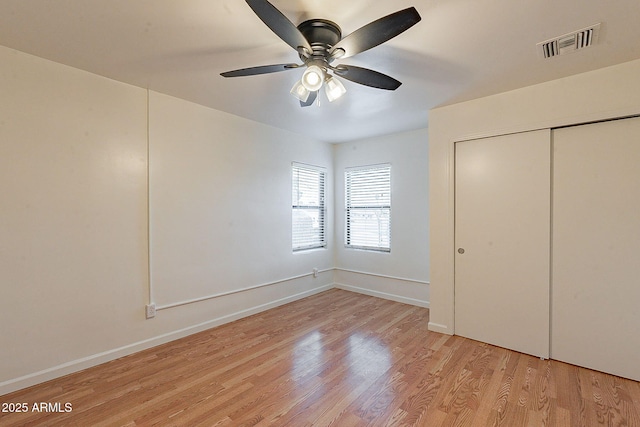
{"left": 221, "top": 0, "right": 422, "bottom": 107}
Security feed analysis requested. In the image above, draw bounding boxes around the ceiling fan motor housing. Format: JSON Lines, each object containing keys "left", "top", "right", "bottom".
{"left": 297, "top": 19, "right": 342, "bottom": 59}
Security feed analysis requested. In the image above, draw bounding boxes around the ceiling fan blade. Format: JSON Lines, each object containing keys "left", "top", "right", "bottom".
{"left": 333, "top": 65, "right": 402, "bottom": 90}
{"left": 246, "top": 0, "right": 312, "bottom": 53}
{"left": 220, "top": 63, "right": 301, "bottom": 77}
{"left": 330, "top": 7, "right": 421, "bottom": 59}
{"left": 300, "top": 90, "right": 318, "bottom": 107}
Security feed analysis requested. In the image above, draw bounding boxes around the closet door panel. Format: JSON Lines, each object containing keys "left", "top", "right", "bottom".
{"left": 552, "top": 117, "right": 640, "bottom": 381}
{"left": 455, "top": 130, "right": 550, "bottom": 358}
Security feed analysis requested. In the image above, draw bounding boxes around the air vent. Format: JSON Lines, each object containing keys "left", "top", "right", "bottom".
{"left": 537, "top": 23, "right": 601, "bottom": 59}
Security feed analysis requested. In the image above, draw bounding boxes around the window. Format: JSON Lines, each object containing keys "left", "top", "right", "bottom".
{"left": 292, "top": 163, "right": 326, "bottom": 251}
{"left": 345, "top": 164, "right": 391, "bottom": 252}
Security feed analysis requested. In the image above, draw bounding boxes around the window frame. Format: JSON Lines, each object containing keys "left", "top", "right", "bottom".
{"left": 344, "top": 163, "right": 392, "bottom": 252}
{"left": 291, "top": 162, "right": 327, "bottom": 252}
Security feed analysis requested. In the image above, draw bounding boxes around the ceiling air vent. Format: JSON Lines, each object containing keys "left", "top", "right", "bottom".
{"left": 537, "top": 23, "right": 601, "bottom": 59}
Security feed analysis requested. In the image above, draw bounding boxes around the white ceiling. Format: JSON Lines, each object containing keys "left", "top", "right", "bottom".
{"left": 1, "top": 0, "right": 640, "bottom": 143}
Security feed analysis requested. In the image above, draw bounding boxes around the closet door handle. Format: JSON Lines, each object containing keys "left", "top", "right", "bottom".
{"left": 457, "top": 248, "right": 465, "bottom": 254}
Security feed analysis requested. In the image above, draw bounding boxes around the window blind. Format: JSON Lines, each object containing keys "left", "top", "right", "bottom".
{"left": 345, "top": 164, "right": 391, "bottom": 252}
{"left": 292, "top": 163, "right": 326, "bottom": 251}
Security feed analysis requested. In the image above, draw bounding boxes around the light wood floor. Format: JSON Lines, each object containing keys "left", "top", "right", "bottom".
{"left": 2, "top": 289, "right": 639, "bottom": 426}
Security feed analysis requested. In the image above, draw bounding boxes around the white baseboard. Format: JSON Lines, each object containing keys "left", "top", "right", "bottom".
{"left": 333, "top": 268, "right": 429, "bottom": 309}
{"left": 1, "top": 269, "right": 432, "bottom": 395}
{"left": 427, "top": 322, "right": 453, "bottom": 335}
{"left": 335, "top": 283, "right": 429, "bottom": 308}
{"left": 0, "top": 284, "right": 332, "bottom": 396}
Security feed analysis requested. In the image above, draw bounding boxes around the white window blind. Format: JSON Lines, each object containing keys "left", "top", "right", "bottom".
{"left": 292, "top": 163, "right": 326, "bottom": 251}
{"left": 345, "top": 164, "right": 391, "bottom": 252}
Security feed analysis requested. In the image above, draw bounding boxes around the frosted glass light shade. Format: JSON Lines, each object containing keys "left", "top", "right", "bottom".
{"left": 301, "top": 65, "right": 324, "bottom": 91}
{"left": 325, "top": 76, "right": 346, "bottom": 102}
{"left": 290, "top": 80, "right": 310, "bottom": 102}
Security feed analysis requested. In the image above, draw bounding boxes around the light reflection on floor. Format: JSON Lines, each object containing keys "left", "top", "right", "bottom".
{"left": 347, "top": 333, "right": 392, "bottom": 378}
{"left": 291, "top": 329, "right": 392, "bottom": 388}
{"left": 292, "top": 330, "right": 325, "bottom": 380}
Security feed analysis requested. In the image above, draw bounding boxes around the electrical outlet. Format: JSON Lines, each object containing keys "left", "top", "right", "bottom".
{"left": 313, "top": 268, "right": 319, "bottom": 278}
{"left": 145, "top": 303, "right": 156, "bottom": 319}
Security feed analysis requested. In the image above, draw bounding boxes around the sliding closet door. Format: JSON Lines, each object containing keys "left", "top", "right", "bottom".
{"left": 552, "top": 117, "right": 640, "bottom": 381}
{"left": 455, "top": 130, "right": 550, "bottom": 358}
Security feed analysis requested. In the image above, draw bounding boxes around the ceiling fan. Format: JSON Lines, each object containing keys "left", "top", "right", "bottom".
{"left": 221, "top": 0, "right": 421, "bottom": 106}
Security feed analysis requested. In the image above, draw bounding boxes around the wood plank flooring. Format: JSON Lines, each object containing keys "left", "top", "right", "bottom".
{"left": 1, "top": 289, "right": 639, "bottom": 426}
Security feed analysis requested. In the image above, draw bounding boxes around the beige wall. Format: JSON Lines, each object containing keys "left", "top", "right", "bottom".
{"left": 428, "top": 58, "right": 640, "bottom": 334}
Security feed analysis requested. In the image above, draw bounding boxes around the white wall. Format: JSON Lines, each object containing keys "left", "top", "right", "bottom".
{"left": 0, "top": 46, "right": 149, "bottom": 392}
{"left": 0, "top": 43, "right": 429, "bottom": 395}
{"left": 149, "top": 91, "right": 334, "bottom": 308}
{"left": 428, "top": 58, "right": 640, "bottom": 334}
{"left": 0, "top": 46, "right": 333, "bottom": 395}
{"left": 333, "top": 129, "right": 430, "bottom": 307}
